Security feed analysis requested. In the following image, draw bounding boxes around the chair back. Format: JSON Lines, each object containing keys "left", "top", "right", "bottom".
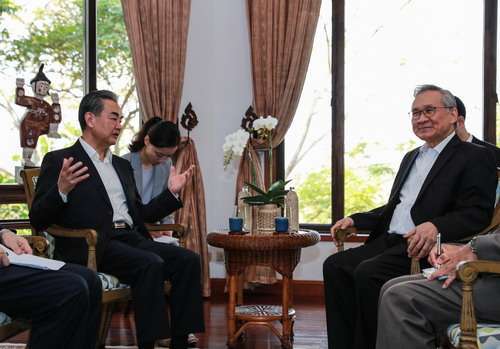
{"left": 20, "top": 167, "right": 41, "bottom": 210}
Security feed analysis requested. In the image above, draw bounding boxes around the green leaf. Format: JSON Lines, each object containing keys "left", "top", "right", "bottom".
{"left": 244, "top": 182, "right": 266, "bottom": 195}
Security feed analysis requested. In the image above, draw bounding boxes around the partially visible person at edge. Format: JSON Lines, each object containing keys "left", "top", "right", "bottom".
{"left": 453, "top": 95, "right": 500, "bottom": 168}
{"left": 0, "top": 228, "right": 101, "bottom": 349}
{"left": 323, "top": 84, "right": 497, "bottom": 349}
{"left": 122, "top": 117, "right": 180, "bottom": 238}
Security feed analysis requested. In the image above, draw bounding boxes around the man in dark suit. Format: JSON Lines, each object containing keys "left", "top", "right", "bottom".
{"left": 323, "top": 84, "right": 497, "bottom": 349}
{"left": 0, "top": 228, "right": 101, "bottom": 349}
{"left": 454, "top": 95, "right": 500, "bottom": 167}
{"left": 30, "top": 90, "right": 204, "bottom": 349}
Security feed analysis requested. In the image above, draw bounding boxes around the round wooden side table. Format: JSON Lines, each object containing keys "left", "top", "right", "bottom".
{"left": 207, "top": 230, "right": 320, "bottom": 348}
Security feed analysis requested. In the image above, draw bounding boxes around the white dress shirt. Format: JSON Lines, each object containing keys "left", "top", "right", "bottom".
{"left": 60, "top": 138, "right": 134, "bottom": 227}
{"left": 388, "top": 132, "right": 455, "bottom": 235}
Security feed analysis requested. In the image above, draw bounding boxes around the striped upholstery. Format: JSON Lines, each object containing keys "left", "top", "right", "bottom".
{"left": 448, "top": 323, "right": 500, "bottom": 349}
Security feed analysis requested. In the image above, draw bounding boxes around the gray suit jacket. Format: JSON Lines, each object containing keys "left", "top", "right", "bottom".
{"left": 122, "top": 151, "right": 174, "bottom": 224}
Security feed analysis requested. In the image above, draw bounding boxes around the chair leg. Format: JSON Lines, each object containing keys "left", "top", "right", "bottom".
{"left": 97, "top": 303, "right": 115, "bottom": 348}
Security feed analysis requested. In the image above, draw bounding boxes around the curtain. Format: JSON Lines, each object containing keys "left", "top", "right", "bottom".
{"left": 121, "top": 0, "right": 190, "bottom": 121}
{"left": 238, "top": 0, "right": 322, "bottom": 284}
{"left": 174, "top": 138, "right": 210, "bottom": 297}
{"left": 122, "top": 0, "right": 211, "bottom": 297}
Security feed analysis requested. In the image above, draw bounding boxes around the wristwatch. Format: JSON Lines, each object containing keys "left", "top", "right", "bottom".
{"left": 468, "top": 236, "right": 478, "bottom": 255}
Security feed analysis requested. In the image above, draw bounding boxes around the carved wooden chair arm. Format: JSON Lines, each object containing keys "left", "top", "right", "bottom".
{"left": 146, "top": 223, "right": 188, "bottom": 248}
{"left": 24, "top": 235, "right": 49, "bottom": 256}
{"left": 455, "top": 260, "right": 500, "bottom": 349}
{"left": 46, "top": 225, "right": 98, "bottom": 271}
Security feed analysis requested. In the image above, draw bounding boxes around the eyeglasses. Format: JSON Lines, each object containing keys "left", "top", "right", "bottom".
{"left": 154, "top": 150, "right": 172, "bottom": 159}
{"left": 409, "top": 106, "right": 452, "bottom": 120}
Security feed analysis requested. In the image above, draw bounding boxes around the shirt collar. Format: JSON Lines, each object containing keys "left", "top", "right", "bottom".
{"left": 79, "top": 138, "right": 113, "bottom": 163}
{"left": 420, "top": 131, "right": 455, "bottom": 155}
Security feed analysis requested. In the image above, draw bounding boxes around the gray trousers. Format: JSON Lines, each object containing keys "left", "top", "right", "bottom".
{"left": 376, "top": 274, "right": 500, "bottom": 349}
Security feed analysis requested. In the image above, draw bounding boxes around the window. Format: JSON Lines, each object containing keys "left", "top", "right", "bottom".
{"left": 284, "top": 0, "right": 332, "bottom": 224}
{"left": 283, "top": 0, "right": 498, "bottom": 231}
{"left": 96, "top": 0, "right": 140, "bottom": 155}
{"left": 0, "top": 0, "right": 85, "bottom": 218}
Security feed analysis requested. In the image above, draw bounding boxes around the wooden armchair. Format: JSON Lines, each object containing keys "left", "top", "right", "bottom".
{"left": 20, "top": 168, "right": 189, "bottom": 348}
{"left": 0, "top": 235, "right": 49, "bottom": 343}
{"left": 442, "top": 259, "right": 500, "bottom": 349}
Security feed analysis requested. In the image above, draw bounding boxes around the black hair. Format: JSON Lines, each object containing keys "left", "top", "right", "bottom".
{"left": 454, "top": 96, "right": 466, "bottom": 119}
{"left": 128, "top": 117, "right": 180, "bottom": 152}
{"left": 78, "top": 90, "right": 118, "bottom": 131}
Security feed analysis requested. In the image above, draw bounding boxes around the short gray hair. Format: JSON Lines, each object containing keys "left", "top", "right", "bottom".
{"left": 413, "top": 84, "right": 456, "bottom": 108}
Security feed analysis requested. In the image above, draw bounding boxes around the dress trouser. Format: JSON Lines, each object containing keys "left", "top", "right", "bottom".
{"left": 0, "top": 263, "right": 102, "bottom": 349}
{"left": 98, "top": 228, "right": 205, "bottom": 344}
{"left": 323, "top": 233, "right": 426, "bottom": 349}
{"left": 377, "top": 275, "right": 500, "bottom": 349}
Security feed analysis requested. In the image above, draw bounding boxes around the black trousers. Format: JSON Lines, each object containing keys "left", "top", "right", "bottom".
{"left": 0, "top": 263, "right": 101, "bottom": 349}
{"left": 98, "top": 228, "right": 204, "bottom": 344}
{"left": 323, "top": 233, "right": 428, "bottom": 349}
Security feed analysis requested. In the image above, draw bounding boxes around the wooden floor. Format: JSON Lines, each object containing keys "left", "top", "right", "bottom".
{"left": 7, "top": 294, "right": 327, "bottom": 348}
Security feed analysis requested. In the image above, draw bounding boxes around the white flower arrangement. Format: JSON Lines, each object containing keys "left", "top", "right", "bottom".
{"left": 253, "top": 115, "right": 278, "bottom": 132}
{"left": 223, "top": 128, "right": 249, "bottom": 169}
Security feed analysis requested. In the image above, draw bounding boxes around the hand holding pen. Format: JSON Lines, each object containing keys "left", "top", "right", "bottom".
{"left": 436, "top": 233, "right": 441, "bottom": 269}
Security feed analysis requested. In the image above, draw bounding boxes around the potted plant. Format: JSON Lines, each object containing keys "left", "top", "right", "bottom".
{"left": 243, "top": 179, "right": 291, "bottom": 233}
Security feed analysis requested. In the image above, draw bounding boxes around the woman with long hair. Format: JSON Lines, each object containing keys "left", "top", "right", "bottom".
{"left": 123, "top": 117, "right": 181, "bottom": 231}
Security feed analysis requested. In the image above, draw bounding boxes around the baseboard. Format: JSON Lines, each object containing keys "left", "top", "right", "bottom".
{"left": 210, "top": 278, "right": 324, "bottom": 303}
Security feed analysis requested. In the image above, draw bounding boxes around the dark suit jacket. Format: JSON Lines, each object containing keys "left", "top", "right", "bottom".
{"left": 472, "top": 136, "right": 500, "bottom": 168}
{"left": 30, "top": 140, "right": 182, "bottom": 265}
{"left": 351, "top": 135, "right": 496, "bottom": 243}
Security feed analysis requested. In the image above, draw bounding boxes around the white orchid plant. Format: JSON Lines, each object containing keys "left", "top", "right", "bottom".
{"left": 223, "top": 112, "right": 279, "bottom": 190}
{"left": 223, "top": 128, "right": 249, "bottom": 169}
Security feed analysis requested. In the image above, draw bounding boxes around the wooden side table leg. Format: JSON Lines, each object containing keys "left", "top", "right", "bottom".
{"left": 227, "top": 274, "right": 237, "bottom": 348}
{"left": 237, "top": 273, "right": 244, "bottom": 305}
{"left": 281, "top": 275, "right": 292, "bottom": 349}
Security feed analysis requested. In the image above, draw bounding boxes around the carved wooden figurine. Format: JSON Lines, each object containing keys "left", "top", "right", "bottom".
{"left": 15, "top": 64, "right": 61, "bottom": 166}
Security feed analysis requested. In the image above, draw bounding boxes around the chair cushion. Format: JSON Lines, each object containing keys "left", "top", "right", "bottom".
{"left": 0, "top": 312, "right": 12, "bottom": 326}
{"left": 97, "top": 272, "right": 129, "bottom": 290}
{"left": 448, "top": 323, "right": 500, "bottom": 348}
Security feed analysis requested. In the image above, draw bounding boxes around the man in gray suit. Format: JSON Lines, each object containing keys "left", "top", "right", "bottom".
{"left": 376, "top": 230, "right": 500, "bottom": 349}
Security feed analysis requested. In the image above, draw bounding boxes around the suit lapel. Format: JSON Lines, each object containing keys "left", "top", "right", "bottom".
{"left": 416, "top": 135, "right": 461, "bottom": 202}
{"left": 112, "top": 156, "right": 135, "bottom": 210}
{"left": 72, "top": 141, "right": 113, "bottom": 209}
{"left": 388, "top": 149, "right": 419, "bottom": 203}
{"left": 130, "top": 152, "right": 143, "bottom": 194}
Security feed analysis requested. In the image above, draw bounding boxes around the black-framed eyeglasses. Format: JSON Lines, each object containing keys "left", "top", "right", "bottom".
{"left": 409, "top": 106, "right": 452, "bottom": 120}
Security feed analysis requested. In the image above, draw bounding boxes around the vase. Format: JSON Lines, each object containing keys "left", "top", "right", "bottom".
{"left": 254, "top": 204, "right": 281, "bottom": 234}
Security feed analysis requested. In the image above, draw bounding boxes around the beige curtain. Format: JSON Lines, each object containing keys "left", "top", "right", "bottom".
{"left": 238, "top": 0, "right": 321, "bottom": 284}
{"left": 121, "top": 0, "right": 190, "bottom": 121}
{"left": 122, "top": 0, "right": 211, "bottom": 297}
{"left": 174, "top": 138, "right": 210, "bottom": 297}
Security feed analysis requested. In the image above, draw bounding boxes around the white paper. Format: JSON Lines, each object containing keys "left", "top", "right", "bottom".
{"left": 153, "top": 236, "right": 179, "bottom": 246}
{"left": 0, "top": 244, "right": 65, "bottom": 270}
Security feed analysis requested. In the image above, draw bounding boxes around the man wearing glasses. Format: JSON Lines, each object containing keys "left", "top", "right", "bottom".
{"left": 323, "top": 84, "right": 496, "bottom": 349}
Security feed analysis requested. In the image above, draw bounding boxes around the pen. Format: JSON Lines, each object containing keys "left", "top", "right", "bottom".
{"left": 436, "top": 233, "right": 441, "bottom": 268}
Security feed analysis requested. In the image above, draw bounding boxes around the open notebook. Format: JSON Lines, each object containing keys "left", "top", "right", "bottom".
{"left": 0, "top": 244, "right": 65, "bottom": 270}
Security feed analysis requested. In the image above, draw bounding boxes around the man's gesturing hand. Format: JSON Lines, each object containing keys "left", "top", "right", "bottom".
{"left": 58, "top": 157, "right": 89, "bottom": 195}
{"left": 404, "top": 222, "right": 438, "bottom": 258}
{"left": 168, "top": 165, "right": 195, "bottom": 194}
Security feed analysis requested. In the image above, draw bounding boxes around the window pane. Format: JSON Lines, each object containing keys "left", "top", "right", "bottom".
{"left": 284, "top": 0, "right": 332, "bottom": 224}
{"left": 345, "top": 0, "right": 483, "bottom": 215}
{"left": 0, "top": 0, "right": 84, "bottom": 184}
{"left": 97, "top": 0, "right": 140, "bottom": 155}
